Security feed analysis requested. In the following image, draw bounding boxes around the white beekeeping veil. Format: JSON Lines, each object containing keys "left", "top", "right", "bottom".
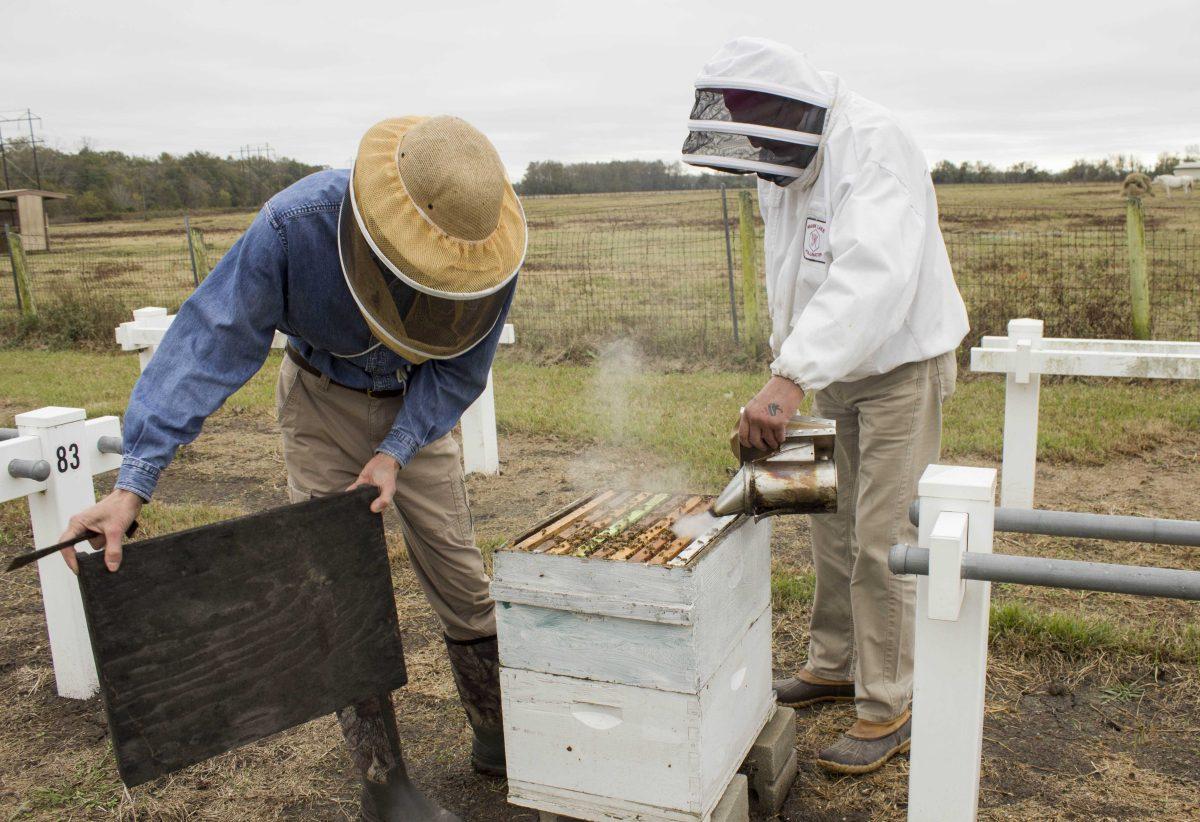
{"left": 682, "top": 37, "right": 838, "bottom": 187}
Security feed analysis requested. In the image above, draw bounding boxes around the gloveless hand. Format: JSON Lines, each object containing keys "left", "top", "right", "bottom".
{"left": 58, "top": 489, "right": 144, "bottom": 574}
{"left": 739, "top": 375, "right": 805, "bottom": 452}
{"left": 348, "top": 452, "right": 401, "bottom": 513}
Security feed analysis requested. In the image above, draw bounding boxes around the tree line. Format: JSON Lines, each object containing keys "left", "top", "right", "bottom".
{"left": 516, "top": 159, "right": 754, "bottom": 195}
{"left": 520, "top": 152, "right": 1200, "bottom": 194}
{"left": 1, "top": 138, "right": 322, "bottom": 219}
{"left": 3, "top": 138, "right": 1197, "bottom": 220}
{"left": 930, "top": 150, "right": 1199, "bottom": 185}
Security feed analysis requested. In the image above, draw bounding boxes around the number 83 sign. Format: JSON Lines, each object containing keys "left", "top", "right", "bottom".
{"left": 56, "top": 443, "right": 81, "bottom": 473}
{"left": 1, "top": 407, "right": 124, "bottom": 699}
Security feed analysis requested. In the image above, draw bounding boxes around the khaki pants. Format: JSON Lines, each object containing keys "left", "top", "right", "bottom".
{"left": 275, "top": 355, "right": 495, "bottom": 641}
{"left": 805, "top": 352, "right": 956, "bottom": 722}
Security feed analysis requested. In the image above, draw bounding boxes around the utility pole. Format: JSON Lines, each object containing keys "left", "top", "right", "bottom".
{"left": 0, "top": 125, "right": 9, "bottom": 189}
{"left": 0, "top": 110, "right": 46, "bottom": 189}
{"left": 26, "top": 110, "right": 41, "bottom": 189}
{"left": 238, "top": 143, "right": 276, "bottom": 204}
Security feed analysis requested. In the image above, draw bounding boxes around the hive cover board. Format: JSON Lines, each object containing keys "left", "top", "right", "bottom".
{"left": 76, "top": 487, "right": 407, "bottom": 787}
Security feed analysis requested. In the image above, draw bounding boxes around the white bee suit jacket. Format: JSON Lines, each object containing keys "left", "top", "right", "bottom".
{"left": 690, "top": 38, "right": 969, "bottom": 391}
{"left": 761, "top": 118, "right": 968, "bottom": 390}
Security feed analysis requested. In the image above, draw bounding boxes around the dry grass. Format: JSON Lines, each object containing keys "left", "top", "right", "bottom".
{"left": 9, "top": 182, "right": 1198, "bottom": 358}
{"left": 1, "top": 405, "right": 1198, "bottom": 819}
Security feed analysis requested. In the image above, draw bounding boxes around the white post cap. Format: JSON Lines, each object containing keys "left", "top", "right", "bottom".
{"left": 918, "top": 464, "right": 997, "bottom": 502}
{"left": 15, "top": 407, "right": 86, "bottom": 429}
{"left": 1007, "top": 318, "right": 1044, "bottom": 339}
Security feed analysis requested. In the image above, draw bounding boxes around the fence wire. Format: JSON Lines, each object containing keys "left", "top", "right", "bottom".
{"left": 3, "top": 196, "right": 1198, "bottom": 356}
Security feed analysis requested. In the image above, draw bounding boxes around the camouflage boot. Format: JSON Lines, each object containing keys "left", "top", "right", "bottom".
{"left": 444, "top": 634, "right": 506, "bottom": 778}
{"left": 337, "top": 694, "right": 460, "bottom": 821}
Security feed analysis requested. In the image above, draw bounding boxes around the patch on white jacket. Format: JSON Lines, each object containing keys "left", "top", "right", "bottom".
{"left": 802, "top": 216, "right": 828, "bottom": 263}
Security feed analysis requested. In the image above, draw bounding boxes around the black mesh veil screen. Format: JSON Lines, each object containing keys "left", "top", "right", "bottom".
{"left": 683, "top": 87, "right": 827, "bottom": 177}
{"left": 339, "top": 186, "right": 513, "bottom": 360}
{"left": 689, "top": 88, "right": 827, "bottom": 134}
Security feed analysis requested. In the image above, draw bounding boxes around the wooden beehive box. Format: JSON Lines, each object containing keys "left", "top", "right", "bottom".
{"left": 492, "top": 492, "right": 773, "bottom": 821}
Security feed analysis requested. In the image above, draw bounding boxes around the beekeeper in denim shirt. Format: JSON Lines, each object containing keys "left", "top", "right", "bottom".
{"left": 59, "top": 116, "right": 523, "bottom": 821}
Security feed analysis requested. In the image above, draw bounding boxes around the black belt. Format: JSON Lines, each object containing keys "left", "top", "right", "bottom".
{"left": 285, "top": 345, "right": 406, "bottom": 399}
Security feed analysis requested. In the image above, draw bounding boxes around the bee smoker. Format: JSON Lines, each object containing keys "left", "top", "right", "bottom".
{"left": 711, "top": 415, "right": 838, "bottom": 518}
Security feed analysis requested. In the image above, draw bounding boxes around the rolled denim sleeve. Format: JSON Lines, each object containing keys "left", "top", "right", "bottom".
{"left": 377, "top": 285, "right": 516, "bottom": 465}
{"left": 115, "top": 209, "right": 286, "bottom": 500}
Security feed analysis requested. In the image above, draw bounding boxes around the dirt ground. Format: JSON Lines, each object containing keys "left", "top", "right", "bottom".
{"left": 1, "top": 414, "right": 1198, "bottom": 821}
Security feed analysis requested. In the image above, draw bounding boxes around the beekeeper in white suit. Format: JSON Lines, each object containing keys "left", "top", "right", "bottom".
{"left": 684, "top": 37, "right": 969, "bottom": 774}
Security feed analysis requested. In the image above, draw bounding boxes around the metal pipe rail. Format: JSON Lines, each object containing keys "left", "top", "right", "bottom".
{"left": 4, "top": 430, "right": 122, "bottom": 486}
{"left": 97, "top": 436, "right": 123, "bottom": 455}
{"left": 908, "top": 501, "right": 1200, "bottom": 548}
{"left": 889, "top": 543, "right": 1200, "bottom": 601}
{"left": 8, "top": 458, "right": 51, "bottom": 481}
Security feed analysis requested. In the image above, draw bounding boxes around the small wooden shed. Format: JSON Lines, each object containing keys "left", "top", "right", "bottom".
{"left": 0, "top": 188, "right": 67, "bottom": 251}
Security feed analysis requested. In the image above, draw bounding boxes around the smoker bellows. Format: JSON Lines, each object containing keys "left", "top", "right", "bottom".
{"left": 492, "top": 492, "right": 773, "bottom": 820}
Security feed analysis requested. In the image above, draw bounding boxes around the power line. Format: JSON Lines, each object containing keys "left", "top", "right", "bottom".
{"left": 0, "top": 109, "right": 46, "bottom": 189}
{"left": 238, "top": 143, "right": 276, "bottom": 163}
{"left": 236, "top": 143, "right": 277, "bottom": 206}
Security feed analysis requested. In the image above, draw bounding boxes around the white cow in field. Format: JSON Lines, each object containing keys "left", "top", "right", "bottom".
{"left": 1153, "top": 174, "right": 1194, "bottom": 196}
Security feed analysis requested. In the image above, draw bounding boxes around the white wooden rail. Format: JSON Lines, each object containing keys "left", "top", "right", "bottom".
{"left": 970, "top": 318, "right": 1200, "bottom": 508}
{"left": 908, "top": 464, "right": 998, "bottom": 822}
{"left": 1, "top": 407, "right": 123, "bottom": 699}
{"left": 903, "top": 465, "right": 1200, "bottom": 819}
{"left": 116, "top": 307, "right": 288, "bottom": 366}
{"left": 115, "top": 307, "right": 512, "bottom": 476}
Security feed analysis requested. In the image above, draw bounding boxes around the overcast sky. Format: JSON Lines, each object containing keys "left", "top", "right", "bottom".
{"left": 6, "top": 0, "right": 1199, "bottom": 178}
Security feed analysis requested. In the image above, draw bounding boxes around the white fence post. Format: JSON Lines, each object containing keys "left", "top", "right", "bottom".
{"left": 999, "top": 318, "right": 1042, "bottom": 509}
{"left": 116, "top": 308, "right": 511, "bottom": 477}
{"left": 117, "top": 306, "right": 172, "bottom": 371}
{"left": 6, "top": 407, "right": 123, "bottom": 699}
{"left": 461, "top": 323, "right": 515, "bottom": 476}
{"left": 908, "top": 464, "right": 997, "bottom": 822}
{"left": 116, "top": 306, "right": 287, "bottom": 374}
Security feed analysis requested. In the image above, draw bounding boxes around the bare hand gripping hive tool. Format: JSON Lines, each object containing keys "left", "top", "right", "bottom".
{"left": 5, "top": 522, "right": 140, "bottom": 572}
{"left": 712, "top": 414, "right": 838, "bottom": 518}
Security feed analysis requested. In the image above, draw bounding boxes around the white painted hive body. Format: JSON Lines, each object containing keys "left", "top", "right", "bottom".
{"left": 492, "top": 492, "right": 773, "bottom": 821}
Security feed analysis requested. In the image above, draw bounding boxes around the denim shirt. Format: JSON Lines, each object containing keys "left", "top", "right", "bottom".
{"left": 116, "top": 169, "right": 514, "bottom": 501}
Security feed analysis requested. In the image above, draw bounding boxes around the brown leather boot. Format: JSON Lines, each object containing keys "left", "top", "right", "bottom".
{"left": 444, "top": 634, "right": 506, "bottom": 778}
{"left": 337, "top": 694, "right": 460, "bottom": 821}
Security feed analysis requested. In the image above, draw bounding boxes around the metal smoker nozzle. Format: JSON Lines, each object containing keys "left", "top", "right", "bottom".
{"left": 713, "top": 458, "right": 837, "bottom": 519}
{"left": 712, "top": 468, "right": 748, "bottom": 517}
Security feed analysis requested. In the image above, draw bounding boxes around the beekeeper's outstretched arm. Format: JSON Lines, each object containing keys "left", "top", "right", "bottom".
{"left": 772, "top": 160, "right": 925, "bottom": 392}
{"left": 740, "top": 159, "right": 925, "bottom": 450}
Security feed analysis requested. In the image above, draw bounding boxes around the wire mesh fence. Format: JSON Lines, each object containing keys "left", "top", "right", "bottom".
{"left": 0, "top": 244, "right": 200, "bottom": 315}
{"left": 3, "top": 194, "right": 1198, "bottom": 356}
{"left": 516, "top": 195, "right": 746, "bottom": 355}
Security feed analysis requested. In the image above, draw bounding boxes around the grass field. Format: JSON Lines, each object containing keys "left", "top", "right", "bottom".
{"left": 38, "top": 181, "right": 1200, "bottom": 250}
{"left": 5, "top": 182, "right": 1199, "bottom": 358}
{"left": 0, "top": 347, "right": 1198, "bottom": 819}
